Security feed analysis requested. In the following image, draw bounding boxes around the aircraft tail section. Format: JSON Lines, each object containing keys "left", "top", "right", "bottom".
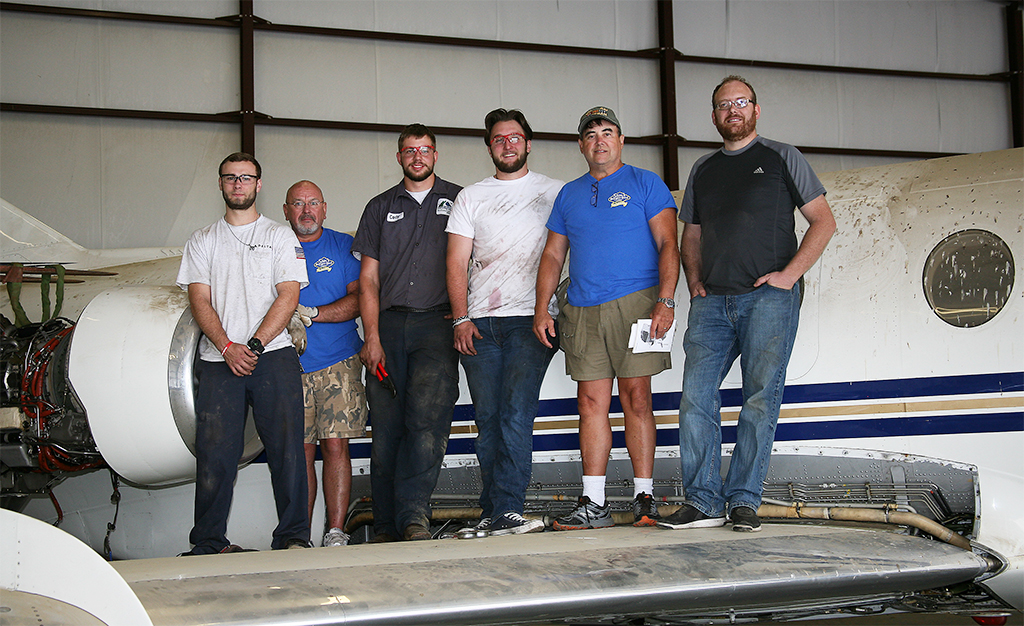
{"left": 1, "top": 199, "right": 180, "bottom": 270}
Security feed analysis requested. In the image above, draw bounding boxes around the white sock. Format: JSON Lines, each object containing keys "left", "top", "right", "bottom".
{"left": 634, "top": 478, "right": 654, "bottom": 498}
{"left": 582, "top": 475, "right": 606, "bottom": 507}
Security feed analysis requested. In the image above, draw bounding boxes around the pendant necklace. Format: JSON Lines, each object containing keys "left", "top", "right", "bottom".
{"left": 229, "top": 220, "right": 258, "bottom": 250}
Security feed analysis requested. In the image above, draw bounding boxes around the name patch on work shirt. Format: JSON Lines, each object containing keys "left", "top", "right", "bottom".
{"left": 314, "top": 257, "right": 334, "bottom": 273}
{"left": 436, "top": 198, "right": 453, "bottom": 216}
{"left": 387, "top": 212, "right": 404, "bottom": 222}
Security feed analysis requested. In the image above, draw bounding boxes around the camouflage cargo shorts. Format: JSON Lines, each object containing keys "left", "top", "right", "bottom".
{"left": 302, "top": 354, "right": 368, "bottom": 443}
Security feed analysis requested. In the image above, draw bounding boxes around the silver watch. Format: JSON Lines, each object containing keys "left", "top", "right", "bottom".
{"left": 656, "top": 297, "right": 675, "bottom": 309}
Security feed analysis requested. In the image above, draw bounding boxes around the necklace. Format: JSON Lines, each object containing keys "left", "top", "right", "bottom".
{"left": 228, "top": 220, "right": 258, "bottom": 250}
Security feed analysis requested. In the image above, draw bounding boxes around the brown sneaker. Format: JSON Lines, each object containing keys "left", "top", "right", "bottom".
{"left": 403, "top": 523, "right": 431, "bottom": 541}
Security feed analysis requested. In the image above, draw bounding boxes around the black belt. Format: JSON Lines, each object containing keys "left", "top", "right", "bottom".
{"left": 386, "top": 304, "right": 451, "bottom": 313}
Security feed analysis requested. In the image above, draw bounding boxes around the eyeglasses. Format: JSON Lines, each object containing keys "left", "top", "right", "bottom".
{"left": 288, "top": 200, "right": 324, "bottom": 209}
{"left": 490, "top": 133, "right": 525, "bottom": 146}
{"left": 220, "top": 174, "right": 259, "bottom": 185}
{"left": 400, "top": 145, "right": 435, "bottom": 157}
{"left": 714, "top": 98, "right": 754, "bottom": 111}
{"left": 591, "top": 182, "right": 599, "bottom": 207}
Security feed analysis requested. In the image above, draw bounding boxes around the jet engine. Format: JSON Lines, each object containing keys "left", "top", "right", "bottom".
{"left": 1, "top": 286, "right": 262, "bottom": 507}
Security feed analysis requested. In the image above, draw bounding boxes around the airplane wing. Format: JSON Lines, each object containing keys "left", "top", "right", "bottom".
{"left": 112, "top": 525, "right": 996, "bottom": 625}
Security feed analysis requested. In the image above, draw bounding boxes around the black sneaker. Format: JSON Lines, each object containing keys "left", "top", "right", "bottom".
{"left": 632, "top": 492, "right": 662, "bottom": 527}
{"left": 656, "top": 503, "right": 726, "bottom": 529}
{"left": 489, "top": 512, "right": 544, "bottom": 536}
{"left": 730, "top": 506, "right": 761, "bottom": 532}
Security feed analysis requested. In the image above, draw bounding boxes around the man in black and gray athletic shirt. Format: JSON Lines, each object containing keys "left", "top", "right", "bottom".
{"left": 659, "top": 75, "right": 836, "bottom": 534}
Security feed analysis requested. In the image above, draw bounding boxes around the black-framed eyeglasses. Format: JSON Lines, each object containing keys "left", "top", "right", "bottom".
{"left": 591, "top": 182, "right": 599, "bottom": 207}
{"left": 288, "top": 200, "right": 324, "bottom": 209}
{"left": 220, "top": 174, "right": 259, "bottom": 185}
{"left": 401, "top": 145, "right": 435, "bottom": 157}
{"left": 714, "top": 98, "right": 754, "bottom": 111}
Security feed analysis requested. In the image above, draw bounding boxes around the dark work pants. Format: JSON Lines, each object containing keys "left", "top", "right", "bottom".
{"left": 190, "top": 347, "right": 309, "bottom": 553}
{"left": 368, "top": 310, "right": 459, "bottom": 537}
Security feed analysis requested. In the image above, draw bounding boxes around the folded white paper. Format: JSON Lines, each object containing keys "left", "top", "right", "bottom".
{"left": 628, "top": 319, "right": 676, "bottom": 353}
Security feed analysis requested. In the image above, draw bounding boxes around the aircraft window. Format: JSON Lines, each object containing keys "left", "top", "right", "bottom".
{"left": 922, "top": 229, "right": 1014, "bottom": 328}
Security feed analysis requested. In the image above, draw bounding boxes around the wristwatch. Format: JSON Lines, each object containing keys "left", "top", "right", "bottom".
{"left": 247, "top": 337, "right": 265, "bottom": 355}
{"left": 656, "top": 297, "right": 676, "bottom": 309}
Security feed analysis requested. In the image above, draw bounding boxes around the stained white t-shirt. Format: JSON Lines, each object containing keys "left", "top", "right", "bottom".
{"left": 176, "top": 214, "right": 309, "bottom": 361}
{"left": 446, "top": 170, "right": 563, "bottom": 318}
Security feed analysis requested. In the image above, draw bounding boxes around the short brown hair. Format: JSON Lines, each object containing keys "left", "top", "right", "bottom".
{"left": 219, "top": 152, "right": 261, "bottom": 179}
{"left": 711, "top": 75, "right": 757, "bottom": 108}
{"left": 483, "top": 109, "right": 533, "bottom": 145}
{"left": 398, "top": 123, "right": 436, "bottom": 151}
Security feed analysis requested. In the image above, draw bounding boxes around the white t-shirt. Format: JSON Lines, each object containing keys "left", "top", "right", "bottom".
{"left": 446, "top": 170, "right": 564, "bottom": 318}
{"left": 176, "top": 214, "right": 309, "bottom": 361}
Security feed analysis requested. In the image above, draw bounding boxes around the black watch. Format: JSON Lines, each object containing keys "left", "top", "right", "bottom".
{"left": 247, "top": 337, "right": 265, "bottom": 355}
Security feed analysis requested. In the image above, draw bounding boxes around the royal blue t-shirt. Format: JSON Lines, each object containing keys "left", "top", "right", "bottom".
{"left": 298, "top": 228, "right": 363, "bottom": 372}
{"left": 546, "top": 164, "right": 676, "bottom": 307}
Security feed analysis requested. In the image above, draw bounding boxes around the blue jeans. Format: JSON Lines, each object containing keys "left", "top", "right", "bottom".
{"left": 367, "top": 310, "right": 459, "bottom": 536}
{"left": 191, "top": 348, "right": 308, "bottom": 553}
{"left": 461, "top": 316, "right": 558, "bottom": 518}
{"left": 678, "top": 283, "right": 800, "bottom": 517}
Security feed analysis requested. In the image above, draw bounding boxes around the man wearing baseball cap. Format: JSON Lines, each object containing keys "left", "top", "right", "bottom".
{"left": 534, "top": 106, "right": 679, "bottom": 530}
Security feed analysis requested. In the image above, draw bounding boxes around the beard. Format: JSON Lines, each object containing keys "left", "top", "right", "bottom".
{"left": 492, "top": 151, "right": 528, "bottom": 175}
{"left": 714, "top": 114, "right": 757, "bottom": 143}
{"left": 403, "top": 161, "right": 435, "bottom": 182}
{"left": 292, "top": 218, "right": 320, "bottom": 237}
{"left": 222, "top": 187, "right": 257, "bottom": 211}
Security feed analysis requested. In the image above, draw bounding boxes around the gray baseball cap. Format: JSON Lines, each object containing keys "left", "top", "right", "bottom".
{"left": 577, "top": 106, "right": 621, "bottom": 134}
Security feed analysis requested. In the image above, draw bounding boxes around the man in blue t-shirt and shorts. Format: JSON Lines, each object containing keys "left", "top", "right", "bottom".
{"left": 659, "top": 76, "right": 836, "bottom": 534}
{"left": 283, "top": 180, "right": 367, "bottom": 548}
{"left": 535, "top": 106, "right": 680, "bottom": 530}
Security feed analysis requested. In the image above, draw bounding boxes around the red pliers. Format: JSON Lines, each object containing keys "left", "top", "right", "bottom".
{"left": 375, "top": 362, "right": 397, "bottom": 398}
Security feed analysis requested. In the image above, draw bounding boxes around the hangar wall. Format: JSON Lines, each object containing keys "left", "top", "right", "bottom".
{"left": 0, "top": 0, "right": 1014, "bottom": 250}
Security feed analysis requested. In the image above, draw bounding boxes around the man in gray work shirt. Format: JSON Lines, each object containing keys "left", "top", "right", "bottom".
{"left": 352, "top": 123, "right": 462, "bottom": 542}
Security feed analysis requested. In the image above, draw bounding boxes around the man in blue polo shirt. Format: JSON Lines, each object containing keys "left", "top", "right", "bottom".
{"left": 284, "top": 180, "right": 366, "bottom": 548}
{"left": 535, "top": 106, "right": 679, "bottom": 530}
{"left": 660, "top": 75, "right": 835, "bottom": 533}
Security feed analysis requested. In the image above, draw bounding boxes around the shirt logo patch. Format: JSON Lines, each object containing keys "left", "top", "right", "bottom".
{"left": 314, "top": 256, "right": 334, "bottom": 273}
{"left": 753, "top": 167, "right": 764, "bottom": 174}
{"left": 295, "top": 246, "right": 305, "bottom": 259}
{"left": 436, "top": 198, "right": 453, "bottom": 216}
{"left": 608, "top": 191, "right": 631, "bottom": 208}
{"left": 387, "top": 212, "right": 404, "bottom": 222}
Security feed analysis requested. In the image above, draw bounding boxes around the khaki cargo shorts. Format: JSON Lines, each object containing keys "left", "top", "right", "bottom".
{"left": 302, "top": 354, "right": 368, "bottom": 442}
{"left": 558, "top": 285, "right": 672, "bottom": 381}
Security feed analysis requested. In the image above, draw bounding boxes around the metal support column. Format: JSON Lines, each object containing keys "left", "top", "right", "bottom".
{"left": 657, "top": 0, "right": 680, "bottom": 190}
{"left": 239, "top": 0, "right": 256, "bottom": 155}
{"left": 1007, "top": 2, "right": 1023, "bottom": 148}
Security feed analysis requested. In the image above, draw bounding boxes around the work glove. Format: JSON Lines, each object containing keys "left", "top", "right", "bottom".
{"left": 295, "top": 304, "right": 318, "bottom": 327}
{"left": 287, "top": 311, "right": 308, "bottom": 356}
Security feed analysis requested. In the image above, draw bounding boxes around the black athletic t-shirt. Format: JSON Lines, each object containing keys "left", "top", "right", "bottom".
{"left": 679, "top": 136, "right": 826, "bottom": 295}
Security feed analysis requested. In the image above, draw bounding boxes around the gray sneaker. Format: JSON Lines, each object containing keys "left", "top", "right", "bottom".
{"left": 489, "top": 512, "right": 544, "bottom": 536}
{"left": 632, "top": 492, "right": 662, "bottom": 527}
{"left": 323, "top": 527, "right": 350, "bottom": 547}
{"left": 656, "top": 503, "right": 726, "bottom": 530}
{"left": 456, "top": 517, "right": 492, "bottom": 539}
{"left": 552, "top": 496, "right": 613, "bottom": 531}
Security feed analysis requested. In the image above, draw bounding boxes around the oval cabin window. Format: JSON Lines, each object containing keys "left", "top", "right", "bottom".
{"left": 922, "top": 229, "right": 1015, "bottom": 328}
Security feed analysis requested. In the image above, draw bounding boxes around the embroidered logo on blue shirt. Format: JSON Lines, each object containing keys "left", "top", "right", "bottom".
{"left": 314, "top": 256, "right": 334, "bottom": 273}
{"left": 608, "top": 192, "right": 631, "bottom": 208}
